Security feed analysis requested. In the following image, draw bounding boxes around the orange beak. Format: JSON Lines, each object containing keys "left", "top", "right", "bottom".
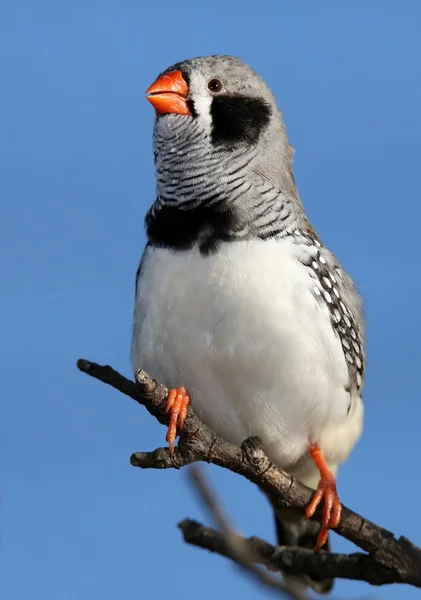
{"left": 146, "top": 70, "right": 191, "bottom": 116}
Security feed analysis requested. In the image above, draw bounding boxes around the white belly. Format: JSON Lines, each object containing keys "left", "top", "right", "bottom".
{"left": 132, "top": 238, "right": 363, "bottom": 473}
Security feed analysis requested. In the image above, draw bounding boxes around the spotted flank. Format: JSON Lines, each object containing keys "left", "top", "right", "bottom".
{"left": 290, "top": 228, "right": 365, "bottom": 392}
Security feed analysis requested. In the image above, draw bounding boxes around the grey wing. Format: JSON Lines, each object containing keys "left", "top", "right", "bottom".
{"left": 318, "top": 248, "right": 366, "bottom": 393}
{"left": 131, "top": 245, "right": 150, "bottom": 375}
{"left": 296, "top": 228, "right": 365, "bottom": 393}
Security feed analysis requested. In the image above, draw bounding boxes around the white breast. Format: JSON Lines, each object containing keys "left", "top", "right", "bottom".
{"left": 132, "top": 238, "right": 363, "bottom": 474}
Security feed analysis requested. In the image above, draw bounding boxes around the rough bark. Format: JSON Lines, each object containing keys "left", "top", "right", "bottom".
{"left": 77, "top": 358, "right": 421, "bottom": 590}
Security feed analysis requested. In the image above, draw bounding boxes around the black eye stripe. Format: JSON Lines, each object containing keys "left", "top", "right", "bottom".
{"left": 186, "top": 99, "right": 197, "bottom": 117}
{"left": 181, "top": 70, "right": 190, "bottom": 87}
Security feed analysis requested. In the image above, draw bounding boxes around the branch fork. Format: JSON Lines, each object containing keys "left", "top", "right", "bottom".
{"left": 77, "top": 358, "right": 421, "bottom": 590}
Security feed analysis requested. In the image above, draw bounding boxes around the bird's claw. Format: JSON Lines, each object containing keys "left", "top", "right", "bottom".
{"left": 305, "top": 475, "right": 342, "bottom": 550}
{"left": 165, "top": 386, "right": 190, "bottom": 454}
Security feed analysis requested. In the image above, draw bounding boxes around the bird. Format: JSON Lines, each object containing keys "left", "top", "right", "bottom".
{"left": 131, "top": 55, "right": 365, "bottom": 594}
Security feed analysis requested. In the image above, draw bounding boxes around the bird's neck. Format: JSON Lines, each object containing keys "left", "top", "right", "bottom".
{"left": 146, "top": 117, "right": 307, "bottom": 254}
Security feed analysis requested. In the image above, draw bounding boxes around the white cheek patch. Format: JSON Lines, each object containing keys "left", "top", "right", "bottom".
{"left": 192, "top": 94, "right": 213, "bottom": 134}
{"left": 188, "top": 73, "right": 213, "bottom": 135}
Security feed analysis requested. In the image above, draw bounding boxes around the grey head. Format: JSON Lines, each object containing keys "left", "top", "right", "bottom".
{"left": 145, "top": 55, "right": 307, "bottom": 254}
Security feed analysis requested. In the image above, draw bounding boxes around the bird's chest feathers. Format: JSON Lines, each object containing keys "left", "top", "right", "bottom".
{"left": 133, "top": 238, "right": 353, "bottom": 466}
{"left": 136, "top": 238, "right": 342, "bottom": 377}
{"left": 146, "top": 202, "right": 245, "bottom": 256}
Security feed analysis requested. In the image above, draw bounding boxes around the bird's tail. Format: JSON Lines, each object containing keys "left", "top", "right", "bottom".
{"left": 272, "top": 507, "right": 334, "bottom": 595}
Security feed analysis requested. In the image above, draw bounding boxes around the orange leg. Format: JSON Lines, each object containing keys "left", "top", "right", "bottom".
{"left": 165, "top": 386, "right": 190, "bottom": 455}
{"left": 304, "top": 444, "right": 342, "bottom": 550}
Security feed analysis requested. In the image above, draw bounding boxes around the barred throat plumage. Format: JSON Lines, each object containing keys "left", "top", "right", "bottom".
{"left": 146, "top": 113, "right": 307, "bottom": 255}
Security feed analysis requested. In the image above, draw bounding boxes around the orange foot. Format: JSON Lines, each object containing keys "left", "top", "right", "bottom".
{"left": 165, "top": 386, "right": 190, "bottom": 455}
{"left": 304, "top": 444, "right": 342, "bottom": 550}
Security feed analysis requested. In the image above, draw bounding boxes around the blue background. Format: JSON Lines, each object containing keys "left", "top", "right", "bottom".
{"left": 2, "top": 1, "right": 420, "bottom": 598}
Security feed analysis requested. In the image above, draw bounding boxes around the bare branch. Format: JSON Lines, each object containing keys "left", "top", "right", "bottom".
{"left": 179, "top": 519, "right": 411, "bottom": 587}
{"left": 187, "top": 465, "right": 302, "bottom": 599}
{"left": 77, "top": 358, "right": 421, "bottom": 588}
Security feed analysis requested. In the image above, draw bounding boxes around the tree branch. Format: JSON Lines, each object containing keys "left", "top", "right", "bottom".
{"left": 178, "top": 519, "right": 407, "bottom": 587}
{"left": 187, "top": 465, "right": 301, "bottom": 599}
{"left": 77, "top": 358, "right": 421, "bottom": 588}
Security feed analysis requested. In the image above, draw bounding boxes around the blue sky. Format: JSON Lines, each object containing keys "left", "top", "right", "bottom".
{"left": 1, "top": 1, "right": 421, "bottom": 598}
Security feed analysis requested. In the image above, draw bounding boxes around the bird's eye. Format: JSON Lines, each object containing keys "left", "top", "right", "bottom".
{"left": 207, "top": 78, "right": 223, "bottom": 93}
